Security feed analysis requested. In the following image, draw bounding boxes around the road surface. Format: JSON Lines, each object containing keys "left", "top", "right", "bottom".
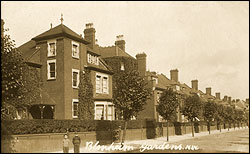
{"left": 124, "top": 129, "right": 249, "bottom": 153}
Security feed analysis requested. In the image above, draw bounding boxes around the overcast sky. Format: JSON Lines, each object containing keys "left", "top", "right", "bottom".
{"left": 2, "top": 1, "right": 249, "bottom": 100}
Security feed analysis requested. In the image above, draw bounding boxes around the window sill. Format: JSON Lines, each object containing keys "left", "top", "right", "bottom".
{"left": 47, "top": 78, "right": 56, "bottom": 81}
{"left": 96, "top": 92, "right": 109, "bottom": 95}
{"left": 72, "top": 87, "right": 79, "bottom": 89}
{"left": 72, "top": 56, "right": 79, "bottom": 60}
{"left": 48, "top": 55, "right": 56, "bottom": 58}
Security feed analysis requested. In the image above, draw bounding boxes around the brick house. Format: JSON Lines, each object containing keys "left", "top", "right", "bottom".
{"left": 19, "top": 22, "right": 115, "bottom": 120}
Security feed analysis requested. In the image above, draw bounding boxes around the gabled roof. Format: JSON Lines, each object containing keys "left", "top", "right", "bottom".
{"left": 85, "top": 55, "right": 113, "bottom": 75}
{"left": 155, "top": 73, "right": 181, "bottom": 90}
{"left": 99, "top": 45, "right": 134, "bottom": 59}
{"left": 32, "top": 24, "right": 89, "bottom": 44}
{"left": 235, "top": 101, "right": 247, "bottom": 109}
{"left": 18, "top": 40, "right": 36, "bottom": 58}
{"left": 180, "top": 83, "right": 193, "bottom": 96}
{"left": 18, "top": 40, "right": 42, "bottom": 67}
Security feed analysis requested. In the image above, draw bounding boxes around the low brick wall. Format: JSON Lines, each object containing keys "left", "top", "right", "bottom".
{"left": 11, "top": 131, "right": 100, "bottom": 153}
{"left": 9, "top": 128, "right": 150, "bottom": 153}
{"left": 162, "top": 126, "right": 175, "bottom": 137}
{"left": 6, "top": 122, "right": 247, "bottom": 153}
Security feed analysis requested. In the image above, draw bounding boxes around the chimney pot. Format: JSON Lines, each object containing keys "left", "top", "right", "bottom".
{"left": 86, "top": 23, "right": 94, "bottom": 29}
{"left": 115, "top": 35, "right": 126, "bottom": 51}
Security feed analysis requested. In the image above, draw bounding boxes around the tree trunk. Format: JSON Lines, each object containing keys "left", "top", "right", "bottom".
{"left": 228, "top": 121, "right": 230, "bottom": 131}
{"left": 191, "top": 121, "right": 194, "bottom": 137}
{"left": 121, "top": 120, "right": 128, "bottom": 146}
{"left": 219, "top": 122, "right": 221, "bottom": 132}
{"left": 208, "top": 121, "right": 210, "bottom": 134}
{"left": 167, "top": 121, "right": 169, "bottom": 142}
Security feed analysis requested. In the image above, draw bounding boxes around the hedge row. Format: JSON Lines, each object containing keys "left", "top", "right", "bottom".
{"left": 4, "top": 119, "right": 217, "bottom": 135}
{"left": 3, "top": 119, "right": 173, "bottom": 135}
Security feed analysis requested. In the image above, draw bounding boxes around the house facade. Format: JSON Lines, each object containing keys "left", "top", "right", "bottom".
{"left": 19, "top": 22, "right": 114, "bottom": 120}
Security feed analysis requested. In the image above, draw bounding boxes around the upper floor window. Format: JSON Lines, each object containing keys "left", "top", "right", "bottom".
{"left": 152, "top": 77, "right": 158, "bottom": 84}
{"left": 47, "top": 40, "right": 56, "bottom": 57}
{"left": 96, "top": 73, "right": 109, "bottom": 94}
{"left": 103, "top": 77, "right": 108, "bottom": 93}
{"left": 87, "top": 53, "right": 99, "bottom": 65}
{"left": 121, "top": 62, "right": 125, "bottom": 71}
{"left": 72, "top": 69, "right": 80, "bottom": 88}
{"left": 96, "top": 75, "right": 101, "bottom": 93}
{"left": 176, "top": 85, "right": 180, "bottom": 91}
{"left": 72, "top": 41, "right": 79, "bottom": 59}
{"left": 72, "top": 99, "right": 79, "bottom": 118}
{"left": 47, "top": 59, "right": 56, "bottom": 80}
{"left": 157, "top": 92, "right": 161, "bottom": 102}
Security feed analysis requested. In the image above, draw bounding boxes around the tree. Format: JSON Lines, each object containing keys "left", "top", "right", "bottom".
{"left": 215, "top": 104, "right": 225, "bottom": 132}
{"left": 1, "top": 22, "right": 40, "bottom": 120}
{"left": 114, "top": 70, "right": 151, "bottom": 145}
{"left": 224, "top": 106, "right": 234, "bottom": 131}
{"left": 157, "top": 88, "right": 179, "bottom": 141}
{"left": 1, "top": 19, "right": 40, "bottom": 153}
{"left": 181, "top": 94, "right": 202, "bottom": 137}
{"left": 104, "top": 57, "right": 152, "bottom": 145}
{"left": 78, "top": 69, "right": 94, "bottom": 120}
{"left": 235, "top": 109, "right": 245, "bottom": 128}
{"left": 203, "top": 101, "right": 217, "bottom": 134}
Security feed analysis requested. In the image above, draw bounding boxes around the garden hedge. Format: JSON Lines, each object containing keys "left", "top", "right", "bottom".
{"left": 2, "top": 119, "right": 175, "bottom": 135}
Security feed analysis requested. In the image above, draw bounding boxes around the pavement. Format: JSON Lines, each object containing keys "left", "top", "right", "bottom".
{"left": 48, "top": 126, "right": 249, "bottom": 153}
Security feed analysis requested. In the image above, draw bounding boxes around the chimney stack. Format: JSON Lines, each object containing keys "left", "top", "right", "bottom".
{"left": 223, "top": 96, "right": 228, "bottom": 102}
{"left": 206, "top": 87, "right": 211, "bottom": 95}
{"left": 191, "top": 80, "right": 198, "bottom": 91}
{"left": 115, "top": 35, "right": 126, "bottom": 51}
{"left": 215, "top": 92, "right": 220, "bottom": 99}
{"left": 84, "top": 23, "right": 96, "bottom": 49}
{"left": 170, "top": 69, "right": 179, "bottom": 82}
{"left": 228, "top": 97, "right": 231, "bottom": 103}
{"left": 136, "top": 53, "right": 147, "bottom": 77}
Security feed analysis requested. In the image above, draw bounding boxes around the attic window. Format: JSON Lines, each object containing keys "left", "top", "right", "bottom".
{"left": 121, "top": 62, "right": 125, "bottom": 70}
{"left": 87, "top": 53, "right": 99, "bottom": 65}
{"left": 176, "top": 85, "right": 180, "bottom": 91}
{"left": 152, "top": 77, "right": 158, "bottom": 84}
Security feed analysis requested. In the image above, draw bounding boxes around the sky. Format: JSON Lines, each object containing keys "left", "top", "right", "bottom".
{"left": 1, "top": 1, "right": 249, "bottom": 100}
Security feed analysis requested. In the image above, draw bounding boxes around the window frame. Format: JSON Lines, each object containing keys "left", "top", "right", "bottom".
{"left": 72, "top": 41, "right": 80, "bottom": 59}
{"left": 96, "top": 75, "right": 102, "bottom": 93}
{"left": 102, "top": 77, "right": 108, "bottom": 94}
{"left": 120, "top": 62, "right": 125, "bottom": 71}
{"left": 47, "top": 59, "right": 56, "bottom": 80}
{"left": 72, "top": 69, "right": 80, "bottom": 89}
{"left": 47, "top": 39, "right": 56, "bottom": 57}
{"left": 72, "top": 99, "right": 79, "bottom": 118}
{"left": 96, "top": 73, "right": 109, "bottom": 94}
{"left": 87, "top": 53, "right": 99, "bottom": 65}
{"left": 94, "top": 102, "right": 114, "bottom": 120}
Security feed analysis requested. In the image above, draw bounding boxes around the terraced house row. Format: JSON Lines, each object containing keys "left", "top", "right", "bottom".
{"left": 18, "top": 20, "right": 249, "bottom": 121}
